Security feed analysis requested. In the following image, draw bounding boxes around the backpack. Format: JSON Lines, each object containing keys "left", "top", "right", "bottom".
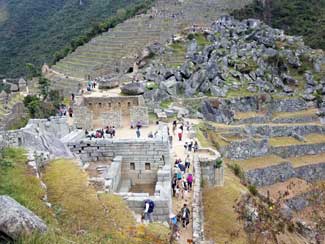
{"left": 145, "top": 199, "right": 155, "bottom": 212}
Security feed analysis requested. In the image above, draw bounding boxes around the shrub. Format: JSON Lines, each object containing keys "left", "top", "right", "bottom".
{"left": 215, "top": 159, "right": 223, "bottom": 168}
{"left": 228, "top": 163, "right": 245, "bottom": 180}
{"left": 248, "top": 185, "right": 258, "bottom": 196}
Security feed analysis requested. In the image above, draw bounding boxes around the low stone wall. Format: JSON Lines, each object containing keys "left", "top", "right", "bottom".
{"left": 104, "top": 156, "right": 122, "bottom": 193}
{"left": 245, "top": 162, "right": 325, "bottom": 187}
{"left": 271, "top": 143, "right": 325, "bottom": 158}
{"left": 272, "top": 116, "right": 318, "bottom": 124}
{"left": 130, "top": 106, "right": 149, "bottom": 126}
{"left": 192, "top": 155, "right": 204, "bottom": 243}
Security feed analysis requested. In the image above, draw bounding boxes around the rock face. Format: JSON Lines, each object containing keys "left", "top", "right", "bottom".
{"left": 95, "top": 77, "right": 119, "bottom": 89}
{"left": 139, "top": 16, "right": 325, "bottom": 106}
{"left": 0, "top": 196, "right": 47, "bottom": 240}
{"left": 121, "top": 82, "right": 145, "bottom": 95}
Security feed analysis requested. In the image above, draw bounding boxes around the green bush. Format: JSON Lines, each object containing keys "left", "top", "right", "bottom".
{"left": 228, "top": 163, "right": 245, "bottom": 180}
{"left": 248, "top": 184, "right": 258, "bottom": 196}
{"left": 215, "top": 159, "right": 223, "bottom": 168}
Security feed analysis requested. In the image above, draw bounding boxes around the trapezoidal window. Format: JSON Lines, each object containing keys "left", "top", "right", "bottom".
{"left": 118, "top": 102, "right": 121, "bottom": 107}
{"left": 99, "top": 103, "right": 102, "bottom": 108}
{"left": 127, "top": 102, "right": 131, "bottom": 108}
{"left": 109, "top": 103, "right": 111, "bottom": 108}
{"left": 130, "top": 162, "right": 135, "bottom": 170}
{"left": 145, "top": 163, "right": 151, "bottom": 170}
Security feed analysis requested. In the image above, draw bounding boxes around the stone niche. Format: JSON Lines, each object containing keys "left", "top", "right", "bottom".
{"left": 130, "top": 106, "right": 149, "bottom": 126}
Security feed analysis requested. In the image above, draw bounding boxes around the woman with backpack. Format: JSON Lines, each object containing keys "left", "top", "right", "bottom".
{"left": 144, "top": 199, "right": 155, "bottom": 223}
{"left": 180, "top": 204, "right": 190, "bottom": 228}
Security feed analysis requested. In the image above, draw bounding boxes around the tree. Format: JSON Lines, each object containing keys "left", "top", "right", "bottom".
{"left": 38, "top": 77, "right": 51, "bottom": 100}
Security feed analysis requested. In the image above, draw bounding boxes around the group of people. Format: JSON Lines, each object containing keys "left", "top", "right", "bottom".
{"left": 86, "top": 80, "right": 97, "bottom": 92}
{"left": 184, "top": 140, "right": 198, "bottom": 153}
{"left": 58, "top": 105, "right": 73, "bottom": 118}
{"left": 169, "top": 204, "right": 191, "bottom": 241}
{"left": 85, "top": 125, "right": 116, "bottom": 139}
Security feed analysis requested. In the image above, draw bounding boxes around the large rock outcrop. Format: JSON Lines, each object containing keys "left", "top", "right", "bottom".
{"left": 0, "top": 196, "right": 47, "bottom": 241}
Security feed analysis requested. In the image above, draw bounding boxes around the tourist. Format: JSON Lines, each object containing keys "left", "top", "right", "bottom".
{"left": 111, "top": 126, "right": 116, "bottom": 137}
{"left": 172, "top": 120, "right": 177, "bottom": 135}
{"left": 178, "top": 162, "right": 186, "bottom": 174}
{"left": 186, "top": 121, "right": 190, "bottom": 131}
{"left": 136, "top": 121, "right": 142, "bottom": 129}
{"left": 136, "top": 128, "right": 141, "bottom": 138}
{"left": 176, "top": 169, "right": 182, "bottom": 181}
{"left": 177, "top": 127, "right": 183, "bottom": 141}
{"left": 188, "top": 141, "right": 193, "bottom": 152}
{"left": 169, "top": 213, "right": 180, "bottom": 241}
{"left": 130, "top": 121, "right": 135, "bottom": 129}
{"left": 144, "top": 199, "right": 155, "bottom": 223}
{"left": 180, "top": 204, "right": 190, "bottom": 228}
{"left": 184, "top": 142, "right": 188, "bottom": 152}
{"left": 185, "top": 155, "right": 190, "bottom": 171}
{"left": 193, "top": 141, "right": 199, "bottom": 152}
{"left": 172, "top": 175, "right": 177, "bottom": 197}
{"left": 71, "top": 93, "right": 75, "bottom": 102}
{"left": 68, "top": 107, "right": 73, "bottom": 117}
{"left": 180, "top": 123, "right": 184, "bottom": 132}
{"left": 148, "top": 131, "right": 154, "bottom": 138}
{"left": 187, "top": 173, "right": 193, "bottom": 191}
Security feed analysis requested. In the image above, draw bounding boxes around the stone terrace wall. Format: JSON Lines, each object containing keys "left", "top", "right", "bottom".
{"left": 221, "top": 138, "right": 269, "bottom": 160}
{"left": 245, "top": 162, "right": 325, "bottom": 187}
{"left": 271, "top": 143, "right": 325, "bottom": 158}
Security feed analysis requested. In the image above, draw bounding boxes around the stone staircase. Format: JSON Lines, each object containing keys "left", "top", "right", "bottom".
{"left": 48, "top": 0, "right": 251, "bottom": 94}
{"left": 117, "top": 179, "right": 132, "bottom": 193}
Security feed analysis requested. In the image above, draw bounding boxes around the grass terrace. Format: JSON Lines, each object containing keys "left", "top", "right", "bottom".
{"left": 224, "top": 155, "right": 287, "bottom": 171}
{"left": 288, "top": 152, "right": 325, "bottom": 168}
{"left": 272, "top": 108, "right": 318, "bottom": 119}
{"left": 203, "top": 167, "right": 247, "bottom": 243}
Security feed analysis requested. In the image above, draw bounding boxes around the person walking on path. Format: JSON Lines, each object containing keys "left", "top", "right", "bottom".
{"left": 144, "top": 199, "right": 155, "bottom": 223}
{"left": 136, "top": 128, "right": 141, "bottom": 138}
{"left": 180, "top": 204, "right": 190, "bottom": 229}
{"left": 177, "top": 127, "right": 183, "bottom": 141}
{"left": 185, "top": 155, "right": 191, "bottom": 171}
{"left": 187, "top": 173, "right": 193, "bottom": 191}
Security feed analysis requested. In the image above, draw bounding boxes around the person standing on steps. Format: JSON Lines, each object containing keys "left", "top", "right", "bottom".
{"left": 144, "top": 199, "right": 155, "bottom": 223}
{"left": 194, "top": 140, "right": 199, "bottom": 153}
{"left": 181, "top": 203, "right": 190, "bottom": 229}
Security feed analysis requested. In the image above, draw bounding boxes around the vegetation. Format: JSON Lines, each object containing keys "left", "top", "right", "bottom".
{"left": 160, "top": 99, "right": 173, "bottom": 109}
{"left": 0, "top": 0, "right": 154, "bottom": 78}
{"left": 232, "top": 0, "right": 325, "bottom": 50}
{"left": 203, "top": 167, "right": 247, "bottom": 243}
{"left": 0, "top": 149, "right": 169, "bottom": 243}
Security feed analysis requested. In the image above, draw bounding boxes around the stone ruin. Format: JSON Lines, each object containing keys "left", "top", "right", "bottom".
{"left": 73, "top": 95, "right": 149, "bottom": 129}
{"left": 67, "top": 124, "right": 172, "bottom": 221}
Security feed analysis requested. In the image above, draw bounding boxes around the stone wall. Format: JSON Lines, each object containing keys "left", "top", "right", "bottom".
{"left": 1, "top": 102, "right": 28, "bottom": 130}
{"left": 192, "top": 155, "right": 204, "bottom": 243}
{"left": 104, "top": 156, "right": 122, "bottom": 193}
{"left": 198, "top": 148, "right": 224, "bottom": 186}
{"left": 100, "top": 112, "right": 122, "bottom": 128}
{"left": 73, "top": 106, "right": 93, "bottom": 129}
{"left": 221, "top": 138, "right": 269, "bottom": 160}
{"left": 68, "top": 125, "right": 170, "bottom": 185}
{"left": 73, "top": 95, "right": 149, "bottom": 129}
{"left": 130, "top": 106, "right": 149, "bottom": 126}
{"left": 83, "top": 96, "right": 141, "bottom": 116}
{"left": 245, "top": 162, "right": 325, "bottom": 187}
{"left": 271, "top": 143, "right": 325, "bottom": 158}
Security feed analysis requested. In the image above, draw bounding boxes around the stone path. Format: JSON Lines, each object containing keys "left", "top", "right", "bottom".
{"left": 169, "top": 121, "right": 196, "bottom": 243}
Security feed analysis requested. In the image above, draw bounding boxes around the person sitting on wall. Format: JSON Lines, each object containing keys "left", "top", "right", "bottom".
{"left": 130, "top": 121, "right": 135, "bottom": 129}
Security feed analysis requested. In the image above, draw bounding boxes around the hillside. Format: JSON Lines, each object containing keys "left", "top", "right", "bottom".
{"left": 232, "top": 0, "right": 325, "bottom": 50}
{"left": 0, "top": 0, "right": 147, "bottom": 78}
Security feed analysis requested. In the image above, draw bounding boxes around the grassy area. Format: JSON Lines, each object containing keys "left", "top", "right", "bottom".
{"left": 288, "top": 153, "right": 325, "bottom": 167}
{"left": 7, "top": 116, "right": 29, "bottom": 130}
{"left": 203, "top": 167, "right": 247, "bottom": 243}
{"left": 235, "top": 111, "right": 266, "bottom": 120}
{"left": 194, "top": 33, "right": 210, "bottom": 47}
{"left": 0, "top": 148, "right": 55, "bottom": 225}
{"left": 159, "top": 100, "right": 172, "bottom": 109}
{"left": 224, "top": 155, "right": 287, "bottom": 171}
{"left": 273, "top": 108, "right": 318, "bottom": 119}
{"left": 0, "top": 152, "right": 169, "bottom": 243}
{"left": 170, "top": 42, "right": 186, "bottom": 56}
{"left": 195, "top": 122, "right": 230, "bottom": 149}
{"left": 42, "top": 159, "right": 169, "bottom": 243}
{"left": 269, "top": 136, "right": 301, "bottom": 147}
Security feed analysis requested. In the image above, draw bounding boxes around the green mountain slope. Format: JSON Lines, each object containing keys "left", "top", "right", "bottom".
{"left": 232, "top": 0, "right": 325, "bottom": 50}
{"left": 0, "top": 0, "right": 147, "bottom": 78}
